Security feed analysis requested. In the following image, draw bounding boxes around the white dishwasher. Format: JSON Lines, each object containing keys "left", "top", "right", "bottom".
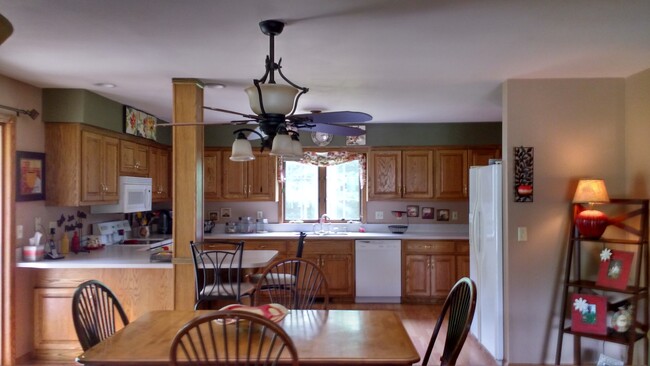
{"left": 355, "top": 240, "right": 401, "bottom": 303}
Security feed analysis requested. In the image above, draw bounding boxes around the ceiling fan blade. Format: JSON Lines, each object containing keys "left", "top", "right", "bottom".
{"left": 203, "top": 106, "right": 260, "bottom": 120}
{"left": 298, "top": 123, "right": 366, "bottom": 136}
{"left": 291, "top": 111, "right": 372, "bottom": 124}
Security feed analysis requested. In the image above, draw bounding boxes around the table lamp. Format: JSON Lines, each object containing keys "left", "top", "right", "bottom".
{"left": 572, "top": 179, "right": 610, "bottom": 239}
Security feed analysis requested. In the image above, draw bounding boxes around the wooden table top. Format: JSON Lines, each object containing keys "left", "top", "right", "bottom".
{"left": 77, "top": 309, "right": 420, "bottom": 365}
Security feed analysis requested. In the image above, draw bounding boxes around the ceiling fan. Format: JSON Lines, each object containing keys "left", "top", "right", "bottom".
{"left": 0, "top": 13, "right": 14, "bottom": 45}
{"left": 159, "top": 19, "right": 372, "bottom": 160}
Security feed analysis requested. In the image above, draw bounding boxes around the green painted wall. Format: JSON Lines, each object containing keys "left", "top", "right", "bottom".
{"left": 204, "top": 122, "right": 501, "bottom": 148}
{"left": 42, "top": 88, "right": 172, "bottom": 144}
{"left": 42, "top": 88, "right": 500, "bottom": 148}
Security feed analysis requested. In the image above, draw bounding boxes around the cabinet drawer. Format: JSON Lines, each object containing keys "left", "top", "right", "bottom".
{"left": 405, "top": 240, "right": 455, "bottom": 254}
{"left": 299, "top": 240, "right": 353, "bottom": 255}
{"left": 242, "top": 241, "right": 287, "bottom": 253}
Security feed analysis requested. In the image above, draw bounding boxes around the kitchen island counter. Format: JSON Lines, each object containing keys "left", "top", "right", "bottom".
{"left": 16, "top": 244, "right": 171, "bottom": 269}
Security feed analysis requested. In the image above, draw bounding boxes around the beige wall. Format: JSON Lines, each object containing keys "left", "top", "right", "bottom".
{"left": 625, "top": 68, "right": 650, "bottom": 198}
{"left": 503, "top": 78, "right": 628, "bottom": 364}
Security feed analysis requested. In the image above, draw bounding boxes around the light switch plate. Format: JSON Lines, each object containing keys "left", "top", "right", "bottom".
{"left": 517, "top": 227, "right": 528, "bottom": 242}
{"left": 375, "top": 211, "right": 384, "bottom": 220}
{"left": 17, "top": 225, "right": 23, "bottom": 239}
{"left": 451, "top": 211, "right": 458, "bottom": 220}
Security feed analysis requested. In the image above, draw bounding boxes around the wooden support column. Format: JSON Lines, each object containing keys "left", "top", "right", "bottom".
{"left": 171, "top": 78, "right": 204, "bottom": 310}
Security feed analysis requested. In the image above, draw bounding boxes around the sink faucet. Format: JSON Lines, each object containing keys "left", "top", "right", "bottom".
{"left": 314, "top": 214, "right": 331, "bottom": 235}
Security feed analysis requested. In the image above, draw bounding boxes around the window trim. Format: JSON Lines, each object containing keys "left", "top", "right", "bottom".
{"left": 280, "top": 147, "right": 367, "bottom": 223}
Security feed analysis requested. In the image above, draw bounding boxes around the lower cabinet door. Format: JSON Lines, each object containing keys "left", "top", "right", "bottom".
{"left": 33, "top": 288, "right": 81, "bottom": 360}
{"left": 320, "top": 254, "right": 354, "bottom": 297}
{"left": 430, "top": 255, "right": 456, "bottom": 297}
{"left": 405, "top": 254, "right": 431, "bottom": 297}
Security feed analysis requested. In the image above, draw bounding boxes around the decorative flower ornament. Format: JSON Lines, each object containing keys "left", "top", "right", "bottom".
{"left": 573, "top": 297, "right": 588, "bottom": 312}
{"left": 600, "top": 248, "right": 612, "bottom": 262}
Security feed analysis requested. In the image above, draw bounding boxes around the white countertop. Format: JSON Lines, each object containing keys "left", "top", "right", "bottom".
{"left": 17, "top": 244, "right": 172, "bottom": 269}
{"left": 17, "top": 227, "right": 468, "bottom": 269}
{"left": 204, "top": 231, "right": 469, "bottom": 240}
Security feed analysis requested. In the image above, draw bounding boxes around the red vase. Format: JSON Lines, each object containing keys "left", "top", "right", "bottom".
{"left": 575, "top": 210, "right": 609, "bottom": 239}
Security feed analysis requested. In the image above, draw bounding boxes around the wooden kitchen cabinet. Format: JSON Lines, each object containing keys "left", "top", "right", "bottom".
{"left": 434, "top": 147, "right": 500, "bottom": 199}
{"left": 300, "top": 240, "right": 354, "bottom": 300}
{"left": 204, "top": 149, "right": 222, "bottom": 201}
{"left": 403, "top": 240, "right": 468, "bottom": 303}
{"left": 221, "top": 151, "right": 276, "bottom": 201}
{"left": 368, "top": 149, "right": 433, "bottom": 200}
{"left": 120, "top": 140, "right": 149, "bottom": 176}
{"left": 149, "top": 146, "right": 171, "bottom": 202}
{"left": 32, "top": 268, "right": 173, "bottom": 362}
{"left": 80, "top": 130, "right": 120, "bottom": 204}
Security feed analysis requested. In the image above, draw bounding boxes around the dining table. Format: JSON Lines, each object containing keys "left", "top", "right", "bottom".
{"left": 76, "top": 309, "right": 420, "bottom": 365}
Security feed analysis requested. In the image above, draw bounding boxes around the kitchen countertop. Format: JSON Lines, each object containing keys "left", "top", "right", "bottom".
{"left": 17, "top": 228, "right": 468, "bottom": 269}
{"left": 16, "top": 244, "right": 172, "bottom": 269}
{"left": 204, "top": 231, "right": 469, "bottom": 240}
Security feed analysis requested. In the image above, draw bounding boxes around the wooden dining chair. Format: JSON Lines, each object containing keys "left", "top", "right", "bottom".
{"left": 249, "top": 231, "right": 307, "bottom": 286}
{"left": 254, "top": 257, "right": 330, "bottom": 310}
{"left": 169, "top": 310, "right": 299, "bottom": 366}
{"left": 71, "top": 280, "right": 129, "bottom": 351}
{"left": 191, "top": 240, "right": 256, "bottom": 309}
{"left": 422, "top": 277, "right": 477, "bottom": 366}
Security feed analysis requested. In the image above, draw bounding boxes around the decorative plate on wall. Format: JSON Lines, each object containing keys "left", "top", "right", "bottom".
{"left": 311, "top": 131, "right": 333, "bottom": 146}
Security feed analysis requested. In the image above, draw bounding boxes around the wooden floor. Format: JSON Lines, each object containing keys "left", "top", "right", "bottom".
{"left": 20, "top": 303, "right": 498, "bottom": 366}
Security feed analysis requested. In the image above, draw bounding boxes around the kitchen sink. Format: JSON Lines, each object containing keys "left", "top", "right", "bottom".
{"left": 122, "top": 239, "right": 159, "bottom": 244}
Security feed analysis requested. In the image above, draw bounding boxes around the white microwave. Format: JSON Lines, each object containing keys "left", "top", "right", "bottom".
{"left": 91, "top": 176, "right": 152, "bottom": 214}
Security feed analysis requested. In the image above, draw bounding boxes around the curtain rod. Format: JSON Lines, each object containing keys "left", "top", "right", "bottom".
{"left": 0, "top": 104, "right": 39, "bottom": 120}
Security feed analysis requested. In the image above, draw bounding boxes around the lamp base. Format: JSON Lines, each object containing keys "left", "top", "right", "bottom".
{"left": 575, "top": 209, "right": 609, "bottom": 239}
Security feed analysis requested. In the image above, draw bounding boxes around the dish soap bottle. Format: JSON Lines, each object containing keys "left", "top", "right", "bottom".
{"left": 60, "top": 232, "right": 69, "bottom": 255}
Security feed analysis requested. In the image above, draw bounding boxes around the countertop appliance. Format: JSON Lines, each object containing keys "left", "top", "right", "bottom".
{"left": 469, "top": 162, "right": 504, "bottom": 362}
{"left": 355, "top": 239, "right": 401, "bottom": 303}
{"left": 91, "top": 176, "right": 152, "bottom": 214}
{"left": 92, "top": 220, "right": 132, "bottom": 245}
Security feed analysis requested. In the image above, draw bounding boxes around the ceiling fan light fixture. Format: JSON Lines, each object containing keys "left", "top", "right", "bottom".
{"left": 230, "top": 132, "right": 255, "bottom": 161}
{"left": 245, "top": 83, "right": 300, "bottom": 116}
{"left": 290, "top": 133, "right": 303, "bottom": 157}
{"left": 270, "top": 128, "right": 294, "bottom": 156}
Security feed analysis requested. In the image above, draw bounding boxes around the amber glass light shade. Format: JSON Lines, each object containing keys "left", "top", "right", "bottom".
{"left": 230, "top": 133, "right": 255, "bottom": 161}
{"left": 573, "top": 179, "right": 610, "bottom": 239}
{"left": 245, "top": 84, "right": 300, "bottom": 115}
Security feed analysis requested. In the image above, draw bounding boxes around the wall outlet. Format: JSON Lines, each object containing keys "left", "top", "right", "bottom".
{"left": 257, "top": 211, "right": 264, "bottom": 219}
{"left": 17, "top": 225, "right": 23, "bottom": 239}
{"left": 451, "top": 211, "right": 458, "bottom": 220}
{"left": 375, "top": 211, "right": 384, "bottom": 220}
{"left": 49, "top": 221, "right": 57, "bottom": 230}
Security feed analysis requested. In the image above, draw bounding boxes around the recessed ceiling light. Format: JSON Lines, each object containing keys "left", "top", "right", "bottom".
{"left": 205, "top": 82, "right": 226, "bottom": 89}
{"left": 94, "top": 82, "right": 116, "bottom": 88}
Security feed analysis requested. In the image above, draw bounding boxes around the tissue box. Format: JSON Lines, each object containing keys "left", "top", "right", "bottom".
{"left": 22, "top": 245, "right": 44, "bottom": 261}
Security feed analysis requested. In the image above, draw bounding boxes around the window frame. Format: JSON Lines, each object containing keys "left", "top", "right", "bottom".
{"left": 280, "top": 147, "right": 367, "bottom": 223}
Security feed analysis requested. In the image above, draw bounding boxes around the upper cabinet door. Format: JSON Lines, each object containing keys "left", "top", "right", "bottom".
{"left": 221, "top": 152, "right": 248, "bottom": 200}
{"left": 469, "top": 148, "right": 501, "bottom": 166}
{"left": 402, "top": 150, "right": 433, "bottom": 199}
{"left": 204, "top": 149, "right": 222, "bottom": 201}
{"left": 247, "top": 152, "right": 276, "bottom": 201}
{"left": 120, "top": 140, "right": 149, "bottom": 176}
{"left": 368, "top": 151, "right": 402, "bottom": 200}
{"left": 434, "top": 149, "right": 468, "bottom": 199}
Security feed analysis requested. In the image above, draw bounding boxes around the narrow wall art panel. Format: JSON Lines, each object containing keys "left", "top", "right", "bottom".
{"left": 514, "top": 146, "right": 534, "bottom": 202}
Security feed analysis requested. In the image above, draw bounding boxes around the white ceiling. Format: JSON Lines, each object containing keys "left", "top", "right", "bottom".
{"left": 0, "top": 0, "right": 648, "bottom": 124}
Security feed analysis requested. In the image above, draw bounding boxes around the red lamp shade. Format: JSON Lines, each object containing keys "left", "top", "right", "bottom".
{"left": 575, "top": 209, "right": 609, "bottom": 239}
{"left": 573, "top": 179, "right": 610, "bottom": 239}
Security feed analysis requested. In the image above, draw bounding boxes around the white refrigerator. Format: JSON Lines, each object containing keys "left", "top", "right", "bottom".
{"left": 469, "top": 163, "right": 504, "bottom": 362}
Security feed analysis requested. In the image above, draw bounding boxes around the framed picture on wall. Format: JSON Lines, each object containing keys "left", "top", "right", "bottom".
{"left": 407, "top": 205, "right": 419, "bottom": 217}
{"left": 16, "top": 151, "right": 45, "bottom": 201}
{"left": 437, "top": 209, "right": 450, "bottom": 221}
{"left": 124, "top": 105, "right": 157, "bottom": 141}
{"left": 209, "top": 211, "right": 220, "bottom": 222}
{"left": 422, "top": 207, "right": 435, "bottom": 219}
